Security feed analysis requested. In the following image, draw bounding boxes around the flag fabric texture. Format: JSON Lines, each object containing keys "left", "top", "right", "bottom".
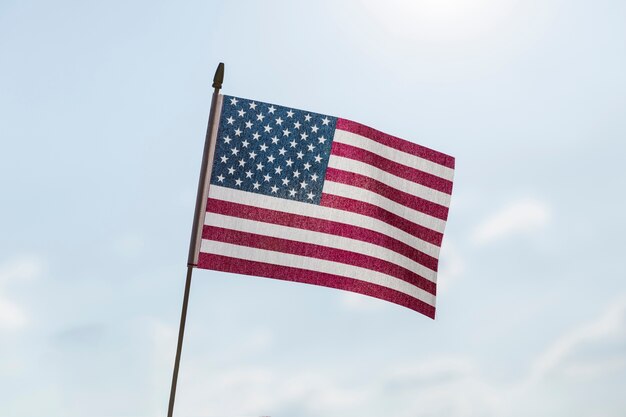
{"left": 194, "top": 95, "right": 455, "bottom": 318}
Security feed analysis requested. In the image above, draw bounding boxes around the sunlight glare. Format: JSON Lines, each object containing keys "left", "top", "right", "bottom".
{"left": 360, "top": 0, "right": 519, "bottom": 42}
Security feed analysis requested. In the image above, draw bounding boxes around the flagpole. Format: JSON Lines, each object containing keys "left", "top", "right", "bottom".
{"left": 167, "top": 62, "right": 224, "bottom": 417}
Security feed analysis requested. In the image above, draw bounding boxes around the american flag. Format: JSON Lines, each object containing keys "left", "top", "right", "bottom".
{"left": 192, "top": 95, "right": 455, "bottom": 318}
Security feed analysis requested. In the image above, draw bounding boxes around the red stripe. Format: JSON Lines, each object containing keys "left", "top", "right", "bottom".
{"left": 203, "top": 225, "right": 437, "bottom": 294}
{"left": 325, "top": 168, "right": 449, "bottom": 221}
{"left": 331, "top": 142, "right": 453, "bottom": 194}
{"left": 336, "top": 118, "right": 455, "bottom": 169}
{"left": 206, "top": 198, "right": 442, "bottom": 264}
{"left": 197, "top": 252, "right": 436, "bottom": 318}
{"left": 320, "top": 194, "right": 443, "bottom": 246}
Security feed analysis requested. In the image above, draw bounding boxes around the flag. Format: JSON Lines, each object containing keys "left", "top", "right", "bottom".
{"left": 192, "top": 95, "right": 455, "bottom": 318}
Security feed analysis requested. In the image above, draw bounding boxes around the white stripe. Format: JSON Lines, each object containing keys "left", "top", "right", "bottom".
{"left": 327, "top": 155, "right": 452, "bottom": 207}
{"left": 200, "top": 239, "right": 436, "bottom": 307}
{"left": 333, "top": 129, "right": 455, "bottom": 181}
{"left": 208, "top": 185, "right": 442, "bottom": 257}
{"left": 204, "top": 213, "right": 438, "bottom": 280}
{"left": 323, "top": 181, "right": 447, "bottom": 233}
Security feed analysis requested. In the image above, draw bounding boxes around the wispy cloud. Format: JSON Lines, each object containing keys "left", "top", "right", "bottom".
{"left": 179, "top": 365, "right": 369, "bottom": 417}
{"left": 175, "top": 295, "right": 626, "bottom": 417}
{"left": 0, "top": 255, "right": 43, "bottom": 330}
{"left": 436, "top": 240, "right": 465, "bottom": 293}
{"left": 529, "top": 296, "right": 626, "bottom": 381}
{"left": 0, "top": 255, "right": 42, "bottom": 285}
{"left": 0, "top": 298, "right": 27, "bottom": 330}
{"left": 339, "top": 292, "right": 388, "bottom": 312}
{"left": 471, "top": 198, "right": 551, "bottom": 245}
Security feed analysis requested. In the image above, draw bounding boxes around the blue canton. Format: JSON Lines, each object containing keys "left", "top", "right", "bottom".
{"left": 210, "top": 96, "right": 337, "bottom": 205}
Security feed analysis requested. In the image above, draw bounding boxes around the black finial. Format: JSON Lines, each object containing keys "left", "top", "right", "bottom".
{"left": 212, "top": 62, "right": 224, "bottom": 89}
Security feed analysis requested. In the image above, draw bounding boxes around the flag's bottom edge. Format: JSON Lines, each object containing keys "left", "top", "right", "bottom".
{"left": 197, "top": 252, "right": 436, "bottom": 319}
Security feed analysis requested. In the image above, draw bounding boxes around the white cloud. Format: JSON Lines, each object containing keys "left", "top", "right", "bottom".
{"left": 471, "top": 198, "right": 551, "bottom": 245}
{"left": 436, "top": 240, "right": 465, "bottom": 293}
{"left": 179, "top": 366, "right": 369, "bottom": 417}
{"left": 0, "top": 255, "right": 42, "bottom": 284}
{"left": 177, "top": 356, "right": 502, "bottom": 417}
{"left": 175, "top": 295, "right": 626, "bottom": 417}
{"left": 339, "top": 292, "right": 387, "bottom": 312}
{"left": 0, "top": 297, "right": 27, "bottom": 330}
{"left": 0, "top": 255, "right": 43, "bottom": 330}
{"left": 528, "top": 296, "right": 626, "bottom": 381}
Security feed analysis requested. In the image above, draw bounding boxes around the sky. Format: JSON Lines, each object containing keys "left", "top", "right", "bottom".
{"left": 1, "top": 0, "right": 626, "bottom": 416}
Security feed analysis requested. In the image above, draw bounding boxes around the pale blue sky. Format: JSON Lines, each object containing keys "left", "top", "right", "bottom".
{"left": 1, "top": 1, "right": 626, "bottom": 416}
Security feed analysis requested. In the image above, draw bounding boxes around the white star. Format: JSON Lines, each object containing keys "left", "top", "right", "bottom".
{"left": 237, "top": 109, "right": 246, "bottom": 117}
{"left": 282, "top": 178, "right": 290, "bottom": 186}
{"left": 307, "top": 144, "right": 315, "bottom": 152}
{"left": 300, "top": 132, "right": 308, "bottom": 140}
{"left": 263, "top": 173, "right": 272, "bottom": 182}
{"left": 318, "top": 136, "right": 326, "bottom": 144}
{"left": 285, "top": 158, "right": 294, "bottom": 167}
{"left": 289, "top": 139, "right": 297, "bottom": 148}
{"left": 294, "top": 121, "right": 301, "bottom": 129}
{"left": 311, "top": 125, "right": 319, "bottom": 133}
{"left": 220, "top": 155, "right": 228, "bottom": 163}
{"left": 267, "top": 154, "right": 275, "bottom": 163}
{"left": 227, "top": 166, "right": 235, "bottom": 175}
{"left": 274, "top": 166, "right": 283, "bottom": 175}
{"left": 245, "top": 120, "right": 253, "bottom": 129}
{"left": 252, "top": 181, "right": 261, "bottom": 190}
{"left": 217, "top": 174, "right": 225, "bottom": 183}
{"left": 234, "top": 128, "right": 242, "bottom": 136}
{"left": 293, "top": 170, "right": 301, "bottom": 178}
{"left": 300, "top": 180, "right": 308, "bottom": 189}
{"left": 230, "top": 97, "right": 238, "bottom": 105}
{"left": 235, "top": 178, "right": 243, "bottom": 186}
{"left": 223, "top": 135, "right": 232, "bottom": 144}
{"left": 310, "top": 173, "right": 319, "bottom": 181}
{"left": 241, "top": 139, "right": 250, "bottom": 148}
{"left": 286, "top": 110, "right": 294, "bottom": 118}
{"left": 304, "top": 114, "right": 312, "bottom": 122}
{"left": 303, "top": 162, "right": 311, "bottom": 170}
{"left": 256, "top": 162, "right": 264, "bottom": 171}
{"left": 245, "top": 170, "right": 253, "bottom": 178}
{"left": 256, "top": 113, "right": 265, "bottom": 121}
{"left": 231, "top": 147, "right": 239, "bottom": 155}
{"left": 296, "top": 151, "right": 304, "bottom": 159}
{"left": 283, "top": 128, "right": 291, "bottom": 137}
{"left": 226, "top": 116, "right": 235, "bottom": 125}
{"left": 264, "top": 124, "right": 272, "bottom": 133}
{"left": 249, "top": 101, "right": 257, "bottom": 110}
{"left": 252, "top": 132, "right": 261, "bottom": 140}
{"left": 321, "top": 117, "right": 330, "bottom": 126}
{"left": 271, "top": 185, "right": 279, "bottom": 193}
{"left": 278, "top": 147, "right": 287, "bottom": 156}
{"left": 259, "top": 143, "right": 268, "bottom": 152}
{"left": 238, "top": 159, "right": 246, "bottom": 167}
{"left": 249, "top": 151, "right": 257, "bottom": 159}
{"left": 288, "top": 188, "right": 297, "bottom": 197}
{"left": 307, "top": 191, "right": 315, "bottom": 200}
{"left": 271, "top": 136, "right": 279, "bottom": 144}
{"left": 268, "top": 105, "right": 276, "bottom": 114}
{"left": 314, "top": 154, "right": 323, "bottom": 163}
{"left": 275, "top": 117, "right": 283, "bottom": 126}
